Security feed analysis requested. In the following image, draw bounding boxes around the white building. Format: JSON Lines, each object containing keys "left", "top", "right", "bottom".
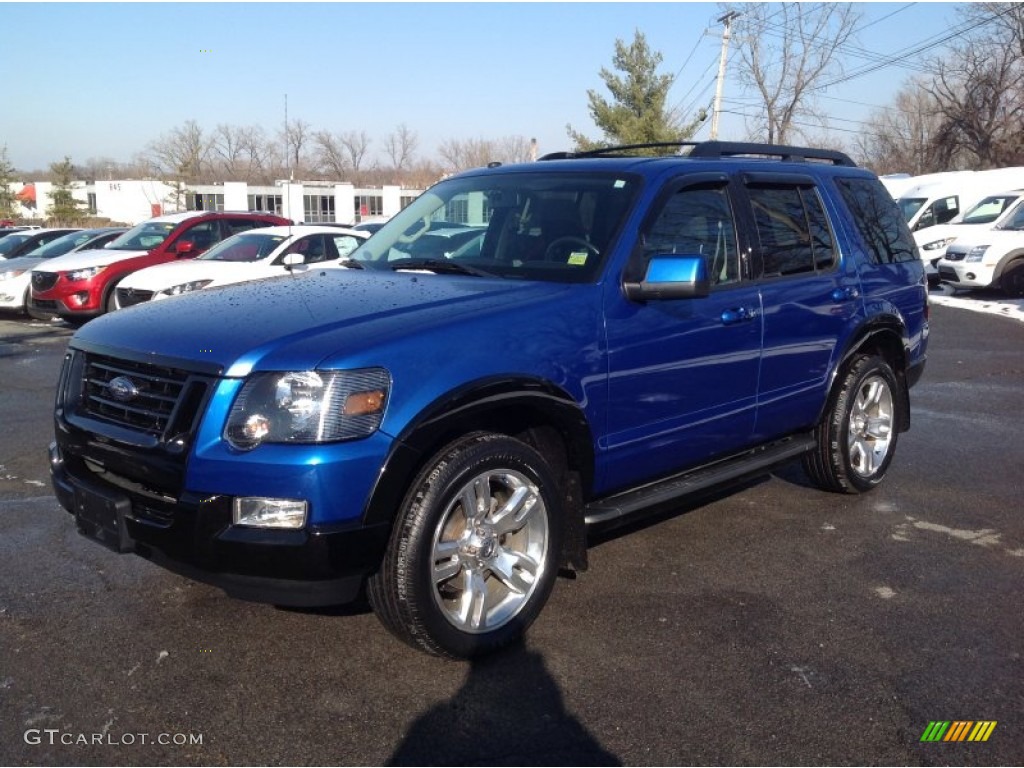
{"left": 9, "top": 179, "right": 424, "bottom": 225}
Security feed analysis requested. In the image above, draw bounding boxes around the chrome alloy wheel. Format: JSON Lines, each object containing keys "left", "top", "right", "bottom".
{"left": 847, "top": 374, "right": 894, "bottom": 478}
{"left": 430, "top": 469, "right": 549, "bottom": 634}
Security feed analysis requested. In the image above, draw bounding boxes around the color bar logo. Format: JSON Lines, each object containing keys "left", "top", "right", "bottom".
{"left": 920, "top": 721, "right": 997, "bottom": 742}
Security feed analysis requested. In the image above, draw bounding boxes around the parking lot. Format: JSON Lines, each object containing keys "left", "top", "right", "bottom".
{"left": 1, "top": 298, "right": 1022, "bottom": 766}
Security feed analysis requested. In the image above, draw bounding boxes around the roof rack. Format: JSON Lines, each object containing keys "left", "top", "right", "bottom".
{"left": 539, "top": 141, "right": 857, "bottom": 167}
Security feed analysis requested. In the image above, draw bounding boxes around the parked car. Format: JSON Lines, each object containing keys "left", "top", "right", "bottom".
{"left": 49, "top": 141, "right": 927, "bottom": 658}
{"left": 915, "top": 190, "right": 1024, "bottom": 281}
{"left": 0, "top": 228, "right": 82, "bottom": 260}
{"left": 0, "top": 228, "right": 126, "bottom": 315}
{"left": 29, "top": 210, "right": 290, "bottom": 321}
{"left": 113, "top": 225, "right": 368, "bottom": 308}
{"left": 937, "top": 202, "right": 1024, "bottom": 295}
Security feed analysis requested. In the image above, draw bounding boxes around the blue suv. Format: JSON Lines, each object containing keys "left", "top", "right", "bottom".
{"left": 50, "top": 142, "right": 928, "bottom": 658}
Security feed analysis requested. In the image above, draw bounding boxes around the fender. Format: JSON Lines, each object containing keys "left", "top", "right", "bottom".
{"left": 360, "top": 375, "right": 595, "bottom": 530}
{"left": 823, "top": 313, "right": 912, "bottom": 432}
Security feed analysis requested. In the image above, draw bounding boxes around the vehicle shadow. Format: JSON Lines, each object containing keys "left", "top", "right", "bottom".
{"left": 386, "top": 642, "right": 620, "bottom": 766}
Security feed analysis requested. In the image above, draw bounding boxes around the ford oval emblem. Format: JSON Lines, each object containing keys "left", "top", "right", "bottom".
{"left": 107, "top": 376, "right": 139, "bottom": 403}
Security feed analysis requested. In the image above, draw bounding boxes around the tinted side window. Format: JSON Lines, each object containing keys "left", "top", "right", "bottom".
{"left": 641, "top": 185, "right": 740, "bottom": 285}
{"left": 226, "top": 218, "right": 265, "bottom": 235}
{"left": 748, "top": 186, "right": 836, "bottom": 277}
{"left": 836, "top": 178, "right": 918, "bottom": 264}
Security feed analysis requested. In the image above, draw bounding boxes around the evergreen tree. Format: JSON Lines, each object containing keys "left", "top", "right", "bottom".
{"left": 567, "top": 30, "right": 703, "bottom": 153}
{"left": 47, "top": 156, "right": 86, "bottom": 225}
{"left": 0, "top": 146, "right": 18, "bottom": 221}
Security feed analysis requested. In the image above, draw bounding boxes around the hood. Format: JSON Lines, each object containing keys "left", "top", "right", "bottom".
{"left": 945, "top": 229, "right": 1024, "bottom": 253}
{"left": 0, "top": 255, "right": 46, "bottom": 273}
{"left": 119, "top": 259, "right": 259, "bottom": 292}
{"left": 72, "top": 269, "right": 573, "bottom": 374}
{"left": 38, "top": 247, "right": 148, "bottom": 272}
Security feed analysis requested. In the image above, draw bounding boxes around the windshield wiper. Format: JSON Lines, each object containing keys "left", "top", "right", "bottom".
{"left": 390, "top": 259, "right": 494, "bottom": 277}
{"left": 338, "top": 259, "right": 364, "bottom": 269}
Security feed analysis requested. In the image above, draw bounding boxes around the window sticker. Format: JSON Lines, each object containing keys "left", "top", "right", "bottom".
{"left": 567, "top": 251, "right": 589, "bottom": 266}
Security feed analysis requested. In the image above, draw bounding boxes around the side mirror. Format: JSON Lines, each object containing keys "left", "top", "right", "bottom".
{"left": 282, "top": 253, "right": 305, "bottom": 269}
{"left": 623, "top": 254, "right": 710, "bottom": 302}
{"left": 174, "top": 240, "right": 195, "bottom": 256}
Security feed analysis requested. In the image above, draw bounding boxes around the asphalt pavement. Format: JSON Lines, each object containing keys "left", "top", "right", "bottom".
{"left": 0, "top": 301, "right": 1021, "bottom": 766}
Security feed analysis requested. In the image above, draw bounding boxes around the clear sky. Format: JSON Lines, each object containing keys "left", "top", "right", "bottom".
{"left": 1, "top": 1, "right": 968, "bottom": 172}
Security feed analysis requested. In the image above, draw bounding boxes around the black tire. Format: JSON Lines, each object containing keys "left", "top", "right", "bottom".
{"left": 803, "top": 354, "right": 902, "bottom": 494}
{"left": 368, "top": 432, "right": 562, "bottom": 659}
{"left": 999, "top": 260, "right": 1024, "bottom": 298}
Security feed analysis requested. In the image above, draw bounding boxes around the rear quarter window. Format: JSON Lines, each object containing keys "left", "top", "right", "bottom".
{"left": 835, "top": 178, "right": 918, "bottom": 264}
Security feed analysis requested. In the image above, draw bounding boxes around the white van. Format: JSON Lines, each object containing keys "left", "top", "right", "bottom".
{"left": 914, "top": 189, "right": 1024, "bottom": 281}
{"left": 898, "top": 167, "right": 1024, "bottom": 233}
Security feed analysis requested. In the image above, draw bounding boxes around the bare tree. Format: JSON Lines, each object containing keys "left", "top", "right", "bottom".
{"left": 313, "top": 130, "right": 349, "bottom": 179}
{"left": 146, "top": 120, "right": 211, "bottom": 182}
{"left": 437, "top": 136, "right": 534, "bottom": 174}
{"left": 723, "top": 2, "right": 861, "bottom": 144}
{"left": 211, "top": 124, "right": 273, "bottom": 182}
{"left": 340, "top": 130, "right": 372, "bottom": 177}
{"left": 384, "top": 123, "right": 418, "bottom": 173}
{"left": 280, "top": 117, "right": 312, "bottom": 179}
{"left": 855, "top": 81, "right": 951, "bottom": 175}
{"left": 926, "top": 3, "right": 1024, "bottom": 168}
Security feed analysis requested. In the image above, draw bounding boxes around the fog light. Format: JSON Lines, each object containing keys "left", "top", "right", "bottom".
{"left": 966, "top": 273, "right": 975, "bottom": 281}
{"left": 69, "top": 293, "right": 90, "bottom": 307}
{"left": 233, "top": 497, "right": 307, "bottom": 529}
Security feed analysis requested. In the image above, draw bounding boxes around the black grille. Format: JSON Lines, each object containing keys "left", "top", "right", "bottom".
{"left": 32, "top": 299, "right": 57, "bottom": 310}
{"left": 32, "top": 272, "right": 59, "bottom": 291}
{"left": 944, "top": 251, "right": 966, "bottom": 262}
{"left": 116, "top": 287, "right": 154, "bottom": 308}
{"left": 81, "top": 354, "right": 203, "bottom": 438}
{"left": 939, "top": 266, "right": 960, "bottom": 282}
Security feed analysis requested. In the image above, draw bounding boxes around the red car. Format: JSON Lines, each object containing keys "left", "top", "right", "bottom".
{"left": 29, "top": 210, "right": 290, "bottom": 321}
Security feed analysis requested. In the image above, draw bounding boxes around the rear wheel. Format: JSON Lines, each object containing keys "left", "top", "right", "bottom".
{"left": 368, "top": 432, "right": 561, "bottom": 659}
{"left": 803, "top": 354, "right": 901, "bottom": 494}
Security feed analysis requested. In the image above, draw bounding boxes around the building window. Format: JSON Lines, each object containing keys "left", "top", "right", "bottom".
{"left": 87, "top": 192, "right": 97, "bottom": 215}
{"left": 400, "top": 195, "right": 418, "bottom": 210}
{"left": 187, "top": 193, "right": 225, "bottom": 212}
{"left": 354, "top": 195, "right": 383, "bottom": 220}
{"left": 304, "top": 194, "right": 336, "bottom": 223}
{"left": 248, "top": 194, "right": 283, "bottom": 215}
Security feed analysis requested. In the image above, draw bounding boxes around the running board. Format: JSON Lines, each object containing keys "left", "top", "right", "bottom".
{"left": 584, "top": 433, "right": 817, "bottom": 526}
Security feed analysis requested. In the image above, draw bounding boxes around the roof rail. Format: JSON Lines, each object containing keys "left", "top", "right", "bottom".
{"left": 688, "top": 141, "right": 857, "bottom": 166}
{"left": 539, "top": 141, "right": 857, "bottom": 167}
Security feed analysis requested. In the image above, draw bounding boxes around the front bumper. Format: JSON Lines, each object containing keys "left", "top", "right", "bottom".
{"left": 50, "top": 441, "right": 390, "bottom": 606}
{"left": 937, "top": 262, "right": 995, "bottom": 289}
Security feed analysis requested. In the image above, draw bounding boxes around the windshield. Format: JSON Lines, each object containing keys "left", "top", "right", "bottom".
{"left": 106, "top": 221, "right": 178, "bottom": 251}
{"left": 996, "top": 199, "right": 1024, "bottom": 231}
{"left": 198, "top": 232, "right": 287, "bottom": 262}
{"left": 897, "top": 197, "right": 927, "bottom": 222}
{"left": 349, "top": 170, "right": 639, "bottom": 282}
{"left": 24, "top": 230, "right": 96, "bottom": 258}
{"left": 961, "top": 194, "right": 1021, "bottom": 225}
{"left": 0, "top": 233, "right": 32, "bottom": 257}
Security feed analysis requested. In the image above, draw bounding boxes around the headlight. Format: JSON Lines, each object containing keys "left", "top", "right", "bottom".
{"left": 922, "top": 237, "right": 955, "bottom": 251}
{"left": 965, "top": 245, "right": 989, "bottom": 263}
{"left": 224, "top": 368, "right": 390, "bottom": 450}
{"left": 159, "top": 279, "right": 213, "bottom": 296}
{"left": 67, "top": 266, "right": 105, "bottom": 281}
{"left": 0, "top": 269, "right": 25, "bottom": 281}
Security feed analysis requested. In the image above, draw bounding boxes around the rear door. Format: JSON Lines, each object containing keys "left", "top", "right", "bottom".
{"left": 737, "top": 173, "right": 862, "bottom": 441}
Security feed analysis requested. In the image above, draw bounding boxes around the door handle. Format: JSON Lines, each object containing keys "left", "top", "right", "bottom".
{"left": 831, "top": 286, "right": 860, "bottom": 302}
{"left": 721, "top": 306, "right": 758, "bottom": 325}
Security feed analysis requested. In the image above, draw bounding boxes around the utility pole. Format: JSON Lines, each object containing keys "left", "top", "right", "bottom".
{"left": 711, "top": 11, "right": 739, "bottom": 140}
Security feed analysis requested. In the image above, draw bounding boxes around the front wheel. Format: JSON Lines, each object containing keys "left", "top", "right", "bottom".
{"left": 1000, "top": 260, "right": 1024, "bottom": 298}
{"left": 803, "top": 354, "right": 902, "bottom": 494}
{"left": 368, "top": 432, "right": 562, "bottom": 659}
